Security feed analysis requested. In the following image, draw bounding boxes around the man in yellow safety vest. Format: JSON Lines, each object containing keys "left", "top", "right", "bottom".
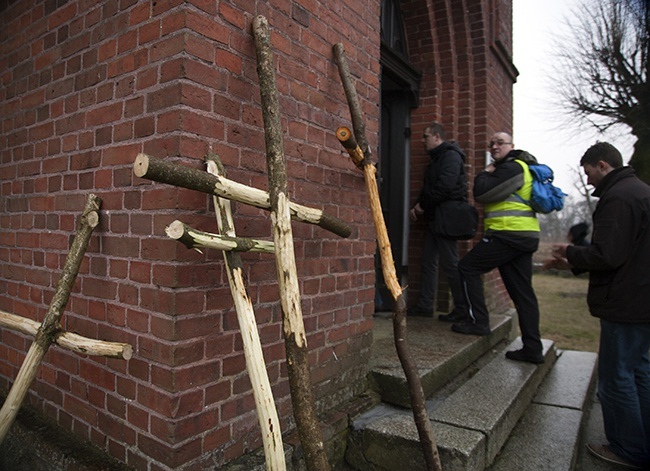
{"left": 451, "top": 132, "right": 544, "bottom": 365}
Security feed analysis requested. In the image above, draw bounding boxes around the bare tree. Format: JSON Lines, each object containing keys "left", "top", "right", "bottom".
{"left": 539, "top": 194, "right": 593, "bottom": 243}
{"left": 554, "top": 0, "right": 650, "bottom": 182}
{"left": 569, "top": 166, "right": 597, "bottom": 215}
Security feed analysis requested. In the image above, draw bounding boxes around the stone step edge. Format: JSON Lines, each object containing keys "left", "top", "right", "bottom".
{"left": 347, "top": 337, "right": 559, "bottom": 470}
{"left": 488, "top": 350, "right": 598, "bottom": 470}
{"left": 369, "top": 314, "right": 514, "bottom": 408}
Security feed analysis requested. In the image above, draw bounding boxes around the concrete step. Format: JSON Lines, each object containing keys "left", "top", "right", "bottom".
{"left": 346, "top": 336, "right": 559, "bottom": 470}
{"left": 489, "top": 350, "right": 598, "bottom": 470}
{"left": 368, "top": 312, "right": 513, "bottom": 407}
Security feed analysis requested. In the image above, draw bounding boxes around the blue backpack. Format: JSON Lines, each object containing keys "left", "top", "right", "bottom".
{"left": 514, "top": 159, "right": 567, "bottom": 214}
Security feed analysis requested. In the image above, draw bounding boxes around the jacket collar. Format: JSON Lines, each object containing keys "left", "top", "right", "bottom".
{"left": 593, "top": 166, "right": 636, "bottom": 198}
{"left": 428, "top": 141, "right": 449, "bottom": 159}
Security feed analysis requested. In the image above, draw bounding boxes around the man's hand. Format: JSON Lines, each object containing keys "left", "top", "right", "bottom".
{"left": 410, "top": 203, "right": 424, "bottom": 222}
{"left": 542, "top": 243, "right": 571, "bottom": 271}
{"left": 552, "top": 243, "right": 569, "bottom": 259}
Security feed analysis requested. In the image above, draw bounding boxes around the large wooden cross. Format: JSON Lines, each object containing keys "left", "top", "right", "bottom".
{"left": 132, "top": 15, "right": 355, "bottom": 471}
{"left": 0, "top": 194, "right": 133, "bottom": 444}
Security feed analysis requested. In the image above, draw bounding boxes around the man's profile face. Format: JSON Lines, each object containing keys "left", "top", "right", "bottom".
{"left": 489, "top": 133, "right": 514, "bottom": 161}
{"left": 583, "top": 162, "right": 607, "bottom": 187}
{"left": 423, "top": 129, "right": 442, "bottom": 151}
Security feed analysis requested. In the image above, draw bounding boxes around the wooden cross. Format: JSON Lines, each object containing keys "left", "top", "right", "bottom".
{"left": 132, "top": 16, "right": 354, "bottom": 471}
{"left": 0, "top": 194, "right": 133, "bottom": 444}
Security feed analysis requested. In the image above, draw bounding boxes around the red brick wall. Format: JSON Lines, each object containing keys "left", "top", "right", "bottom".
{"left": 404, "top": 0, "right": 515, "bottom": 314}
{"left": 0, "top": 0, "right": 379, "bottom": 468}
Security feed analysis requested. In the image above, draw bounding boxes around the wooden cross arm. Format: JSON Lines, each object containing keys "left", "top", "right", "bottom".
{"left": 133, "top": 153, "right": 352, "bottom": 238}
{"left": 165, "top": 220, "right": 275, "bottom": 253}
{"left": 0, "top": 310, "right": 132, "bottom": 360}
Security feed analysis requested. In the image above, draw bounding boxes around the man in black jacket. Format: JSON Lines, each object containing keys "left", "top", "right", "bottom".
{"left": 547, "top": 142, "right": 650, "bottom": 469}
{"left": 408, "top": 123, "right": 468, "bottom": 320}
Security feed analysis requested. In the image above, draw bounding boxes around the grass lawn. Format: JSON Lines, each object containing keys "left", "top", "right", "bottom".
{"left": 533, "top": 271, "right": 600, "bottom": 353}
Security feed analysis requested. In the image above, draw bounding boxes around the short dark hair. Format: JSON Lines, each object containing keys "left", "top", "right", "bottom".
{"left": 427, "top": 122, "right": 446, "bottom": 140}
{"left": 580, "top": 142, "right": 623, "bottom": 168}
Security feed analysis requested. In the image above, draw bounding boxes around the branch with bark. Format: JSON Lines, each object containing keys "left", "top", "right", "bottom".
{"left": 332, "top": 43, "right": 370, "bottom": 161}
{"left": 255, "top": 15, "right": 330, "bottom": 471}
{"left": 0, "top": 194, "right": 132, "bottom": 445}
{"left": 334, "top": 40, "right": 442, "bottom": 471}
{"left": 134, "top": 153, "right": 351, "bottom": 239}
{"left": 165, "top": 220, "right": 275, "bottom": 254}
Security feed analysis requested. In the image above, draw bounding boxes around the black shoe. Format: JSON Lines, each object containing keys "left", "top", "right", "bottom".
{"left": 451, "top": 322, "right": 490, "bottom": 336}
{"left": 407, "top": 306, "right": 433, "bottom": 318}
{"left": 505, "top": 348, "right": 544, "bottom": 364}
{"left": 438, "top": 310, "right": 468, "bottom": 323}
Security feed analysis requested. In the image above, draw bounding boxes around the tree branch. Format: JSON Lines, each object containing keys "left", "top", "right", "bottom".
{"left": 134, "top": 153, "right": 351, "bottom": 238}
{"left": 165, "top": 220, "right": 275, "bottom": 254}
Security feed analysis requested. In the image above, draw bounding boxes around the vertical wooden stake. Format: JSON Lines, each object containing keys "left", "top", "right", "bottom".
{"left": 206, "top": 155, "right": 286, "bottom": 471}
{"left": 0, "top": 194, "right": 101, "bottom": 444}
{"left": 254, "top": 15, "right": 331, "bottom": 471}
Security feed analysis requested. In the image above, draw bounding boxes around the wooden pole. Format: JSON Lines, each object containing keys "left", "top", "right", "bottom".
{"left": 165, "top": 220, "right": 275, "bottom": 254}
{"left": 337, "top": 127, "right": 442, "bottom": 470}
{"left": 254, "top": 15, "right": 330, "bottom": 471}
{"left": 0, "top": 194, "right": 102, "bottom": 444}
{"left": 134, "top": 153, "right": 351, "bottom": 239}
{"left": 205, "top": 154, "right": 286, "bottom": 470}
{"left": 334, "top": 41, "right": 442, "bottom": 471}
{"left": 332, "top": 43, "right": 370, "bottom": 160}
{"left": 0, "top": 310, "right": 132, "bottom": 360}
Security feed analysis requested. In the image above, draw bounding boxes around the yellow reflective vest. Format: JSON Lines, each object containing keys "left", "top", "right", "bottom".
{"left": 483, "top": 160, "right": 540, "bottom": 237}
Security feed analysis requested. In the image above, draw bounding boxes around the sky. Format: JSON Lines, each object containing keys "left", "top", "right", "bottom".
{"left": 512, "top": 0, "right": 636, "bottom": 196}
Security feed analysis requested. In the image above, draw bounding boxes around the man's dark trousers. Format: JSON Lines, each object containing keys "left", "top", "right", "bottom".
{"left": 459, "top": 235, "right": 543, "bottom": 354}
{"left": 417, "top": 223, "right": 465, "bottom": 313}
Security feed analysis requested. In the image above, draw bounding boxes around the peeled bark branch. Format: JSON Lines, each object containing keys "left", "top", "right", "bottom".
{"left": 254, "top": 15, "right": 330, "bottom": 471}
{"left": 165, "top": 220, "right": 275, "bottom": 254}
{"left": 334, "top": 49, "right": 442, "bottom": 469}
{"left": 206, "top": 154, "right": 286, "bottom": 470}
{"left": 134, "top": 153, "right": 351, "bottom": 238}
{"left": 0, "top": 194, "right": 103, "bottom": 445}
{"left": 337, "top": 128, "right": 440, "bottom": 470}
{"left": 0, "top": 310, "right": 132, "bottom": 360}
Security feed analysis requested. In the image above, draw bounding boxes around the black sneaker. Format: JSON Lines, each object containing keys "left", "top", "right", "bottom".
{"left": 407, "top": 306, "right": 433, "bottom": 318}
{"left": 438, "top": 310, "right": 468, "bottom": 323}
{"left": 505, "top": 348, "right": 544, "bottom": 364}
{"left": 451, "top": 322, "right": 490, "bottom": 336}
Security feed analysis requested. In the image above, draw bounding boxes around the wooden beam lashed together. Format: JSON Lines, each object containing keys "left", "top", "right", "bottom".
{"left": 134, "top": 153, "right": 352, "bottom": 239}
{"left": 165, "top": 220, "right": 275, "bottom": 254}
{"left": 0, "top": 194, "right": 133, "bottom": 445}
{"left": 205, "top": 154, "right": 286, "bottom": 471}
{"left": 0, "top": 310, "right": 132, "bottom": 360}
